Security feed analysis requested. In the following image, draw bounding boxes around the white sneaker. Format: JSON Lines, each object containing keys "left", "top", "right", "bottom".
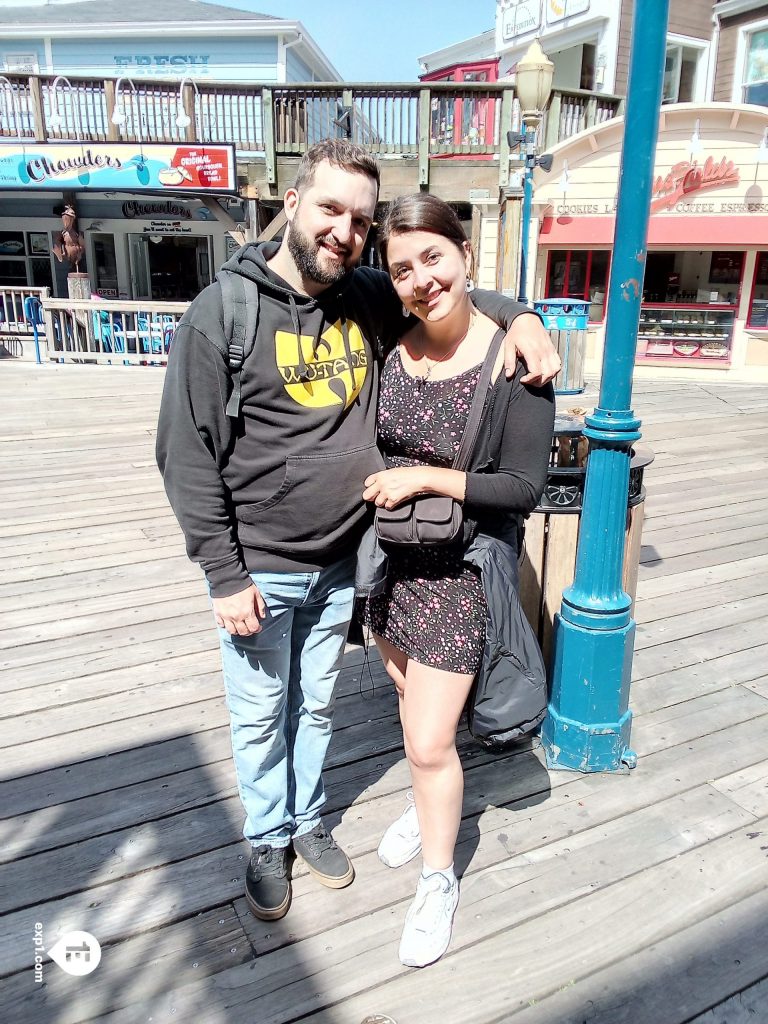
{"left": 398, "top": 871, "right": 460, "bottom": 968}
{"left": 378, "top": 793, "right": 421, "bottom": 868}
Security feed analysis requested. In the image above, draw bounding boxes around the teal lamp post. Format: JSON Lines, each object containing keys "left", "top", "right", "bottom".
{"left": 541, "top": 0, "right": 670, "bottom": 772}
{"left": 509, "top": 40, "right": 555, "bottom": 305}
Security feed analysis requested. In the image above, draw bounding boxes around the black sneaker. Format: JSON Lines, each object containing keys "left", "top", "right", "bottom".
{"left": 245, "top": 845, "right": 291, "bottom": 920}
{"left": 292, "top": 823, "right": 355, "bottom": 889}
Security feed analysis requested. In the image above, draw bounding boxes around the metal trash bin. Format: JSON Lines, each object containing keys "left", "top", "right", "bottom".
{"left": 518, "top": 413, "right": 654, "bottom": 670}
{"left": 534, "top": 298, "right": 588, "bottom": 395}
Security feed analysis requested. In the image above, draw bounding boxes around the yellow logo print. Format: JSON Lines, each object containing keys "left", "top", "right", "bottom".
{"left": 275, "top": 319, "right": 368, "bottom": 409}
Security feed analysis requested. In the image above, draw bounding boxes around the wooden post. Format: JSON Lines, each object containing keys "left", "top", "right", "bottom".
{"left": 497, "top": 187, "right": 522, "bottom": 299}
{"left": 27, "top": 76, "right": 46, "bottom": 142}
{"left": 498, "top": 87, "right": 514, "bottom": 187}
{"left": 182, "top": 82, "right": 196, "bottom": 143}
{"left": 262, "top": 87, "right": 277, "bottom": 190}
{"left": 418, "top": 88, "right": 430, "bottom": 188}
{"left": 585, "top": 95, "right": 598, "bottom": 130}
{"left": 543, "top": 91, "right": 562, "bottom": 150}
{"left": 103, "top": 79, "right": 119, "bottom": 142}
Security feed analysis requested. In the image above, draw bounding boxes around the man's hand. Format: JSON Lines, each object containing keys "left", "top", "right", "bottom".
{"left": 212, "top": 583, "right": 267, "bottom": 637}
{"left": 503, "top": 312, "right": 562, "bottom": 386}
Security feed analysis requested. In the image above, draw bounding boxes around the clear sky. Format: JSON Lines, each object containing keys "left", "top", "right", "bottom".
{"left": 204, "top": 0, "right": 497, "bottom": 81}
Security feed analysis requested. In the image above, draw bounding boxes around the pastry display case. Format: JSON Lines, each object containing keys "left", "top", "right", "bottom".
{"left": 636, "top": 304, "right": 735, "bottom": 366}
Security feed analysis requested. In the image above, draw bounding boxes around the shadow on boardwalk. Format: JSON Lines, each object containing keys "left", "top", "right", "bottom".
{"left": 1, "top": 363, "right": 768, "bottom": 1023}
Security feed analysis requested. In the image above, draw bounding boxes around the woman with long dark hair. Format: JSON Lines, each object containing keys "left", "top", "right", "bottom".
{"left": 362, "top": 194, "right": 554, "bottom": 967}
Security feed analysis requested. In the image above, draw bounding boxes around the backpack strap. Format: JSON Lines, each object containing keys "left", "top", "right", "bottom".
{"left": 219, "top": 271, "right": 260, "bottom": 419}
{"left": 452, "top": 327, "right": 505, "bottom": 473}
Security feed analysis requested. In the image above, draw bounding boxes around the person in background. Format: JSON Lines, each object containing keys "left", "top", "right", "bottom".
{"left": 363, "top": 194, "right": 555, "bottom": 967}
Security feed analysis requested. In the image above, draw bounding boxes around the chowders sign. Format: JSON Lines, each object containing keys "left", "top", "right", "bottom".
{"left": 0, "top": 143, "right": 236, "bottom": 194}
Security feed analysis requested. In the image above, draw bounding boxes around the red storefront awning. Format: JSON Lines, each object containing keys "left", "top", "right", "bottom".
{"left": 539, "top": 215, "right": 768, "bottom": 247}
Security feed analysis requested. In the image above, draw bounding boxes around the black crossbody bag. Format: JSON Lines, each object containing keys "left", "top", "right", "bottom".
{"left": 374, "top": 329, "right": 504, "bottom": 547}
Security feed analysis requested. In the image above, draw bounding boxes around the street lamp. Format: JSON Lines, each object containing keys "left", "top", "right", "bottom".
{"left": 507, "top": 39, "right": 554, "bottom": 305}
{"left": 542, "top": 0, "right": 670, "bottom": 773}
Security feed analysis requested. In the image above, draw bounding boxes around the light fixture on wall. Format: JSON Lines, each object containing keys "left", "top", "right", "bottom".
{"left": 559, "top": 160, "right": 570, "bottom": 196}
{"left": 111, "top": 76, "right": 138, "bottom": 126}
{"left": 48, "top": 76, "right": 83, "bottom": 137}
{"left": 757, "top": 127, "right": 768, "bottom": 164}
{"left": 688, "top": 118, "right": 703, "bottom": 157}
{"left": 174, "top": 77, "right": 201, "bottom": 130}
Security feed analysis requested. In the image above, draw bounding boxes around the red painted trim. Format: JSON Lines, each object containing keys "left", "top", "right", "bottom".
{"left": 539, "top": 216, "right": 768, "bottom": 246}
{"left": 419, "top": 60, "right": 499, "bottom": 83}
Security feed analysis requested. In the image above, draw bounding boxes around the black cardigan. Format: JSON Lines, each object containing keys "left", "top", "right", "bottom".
{"left": 463, "top": 363, "right": 555, "bottom": 519}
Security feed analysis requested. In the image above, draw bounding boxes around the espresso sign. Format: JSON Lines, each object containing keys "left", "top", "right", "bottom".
{"left": 651, "top": 157, "right": 740, "bottom": 213}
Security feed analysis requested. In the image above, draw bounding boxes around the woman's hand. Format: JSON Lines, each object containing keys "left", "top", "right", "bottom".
{"left": 363, "top": 467, "right": 427, "bottom": 508}
{"left": 363, "top": 467, "right": 467, "bottom": 507}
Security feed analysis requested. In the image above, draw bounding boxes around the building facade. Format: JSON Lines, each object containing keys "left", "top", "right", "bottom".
{"left": 0, "top": 0, "right": 338, "bottom": 301}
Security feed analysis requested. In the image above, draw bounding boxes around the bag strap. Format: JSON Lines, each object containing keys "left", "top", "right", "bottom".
{"left": 219, "top": 271, "right": 260, "bottom": 419}
{"left": 452, "top": 328, "right": 505, "bottom": 472}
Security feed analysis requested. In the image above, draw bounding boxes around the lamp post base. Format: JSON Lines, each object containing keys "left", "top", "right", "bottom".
{"left": 541, "top": 612, "right": 637, "bottom": 773}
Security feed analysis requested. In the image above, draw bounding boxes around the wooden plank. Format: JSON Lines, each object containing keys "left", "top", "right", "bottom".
{"left": 518, "top": 511, "right": 545, "bottom": 634}
{"left": 634, "top": 571, "right": 768, "bottom": 625}
{"left": 283, "top": 815, "right": 768, "bottom": 1024}
{"left": 632, "top": 614, "right": 768, "bottom": 680}
{"left": 541, "top": 512, "right": 579, "bottom": 665}
{"left": 511, "top": 892, "right": 768, "bottom": 1024}
{"left": 688, "top": 976, "right": 768, "bottom": 1024}
{"left": 635, "top": 590, "right": 768, "bottom": 650}
{"left": 635, "top": 553, "right": 768, "bottom": 600}
{"left": 82, "top": 803, "right": 767, "bottom": 1024}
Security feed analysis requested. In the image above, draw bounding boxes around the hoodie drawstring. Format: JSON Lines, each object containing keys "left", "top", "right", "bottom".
{"left": 289, "top": 294, "right": 308, "bottom": 379}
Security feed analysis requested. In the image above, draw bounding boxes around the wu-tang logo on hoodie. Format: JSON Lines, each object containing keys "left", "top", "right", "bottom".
{"left": 275, "top": 319, "right": 368, "bottom": 409}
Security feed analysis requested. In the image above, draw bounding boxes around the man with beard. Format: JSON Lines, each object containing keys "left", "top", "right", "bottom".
{"left": 156, "top": 139, "right": 560, "bottom": 922}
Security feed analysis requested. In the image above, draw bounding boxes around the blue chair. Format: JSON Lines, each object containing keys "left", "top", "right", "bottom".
{"left": 23, "top": 295, "right": 45, "bottom": 364}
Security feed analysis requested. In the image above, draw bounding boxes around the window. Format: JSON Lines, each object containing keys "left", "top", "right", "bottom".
{"left": 0, "top": 232, "right": 55, "bottom": 291}
{"left": 748, "top": 252, "right": 768, "bottom": 328}
{"left": 545, "top": 250, "right": 611, "bottom": 321}
{"left": 743, "top": 28, "right": 768, "bottom": 106}
{"left": 3, "top": 53, "right": 39, "bottom": 74}
{"left": 663, "top": 40, "right": 705, "bottom": 103}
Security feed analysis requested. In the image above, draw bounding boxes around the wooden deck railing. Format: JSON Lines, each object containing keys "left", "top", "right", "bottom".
{"left": 41, "top": 298, "right": 189, "bottom": 365}
{"left": 0, "top": 73, "right": 624, "bottom": 162}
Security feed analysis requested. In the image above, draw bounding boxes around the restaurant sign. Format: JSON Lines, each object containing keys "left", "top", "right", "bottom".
{"left": 650, "top": 157, "right": 740, "bottom": 213}
{"left": 0, "top": 143, "right": 236, "bottom": 194}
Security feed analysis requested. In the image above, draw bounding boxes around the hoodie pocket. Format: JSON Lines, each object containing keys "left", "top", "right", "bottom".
{"left": 237, "top": 443, "right": 385, "bottom": 554}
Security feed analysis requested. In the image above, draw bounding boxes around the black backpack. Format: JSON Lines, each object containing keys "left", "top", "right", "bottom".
{"left": 218, "top": 270, "right": 261, "bottom": 418}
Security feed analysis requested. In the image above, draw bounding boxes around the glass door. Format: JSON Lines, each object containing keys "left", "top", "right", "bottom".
{"left": 128, "top": 235, "right": 152, "bottom": 300}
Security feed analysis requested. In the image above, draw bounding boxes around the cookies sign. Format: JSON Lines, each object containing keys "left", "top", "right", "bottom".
{"left": 0, "top": 143, "right": 236, "bottom": 194}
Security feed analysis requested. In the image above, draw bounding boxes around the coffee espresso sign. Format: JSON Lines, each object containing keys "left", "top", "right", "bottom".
{"left": 554, "top": 155, "right": 744, "bottom": 216}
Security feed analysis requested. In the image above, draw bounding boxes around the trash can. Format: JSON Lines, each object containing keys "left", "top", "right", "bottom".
{"left": 534, "top": 298, "right": 589, "bottom": 395}
{"left": 519, "top": 412, "right": 654, "bottom": 670}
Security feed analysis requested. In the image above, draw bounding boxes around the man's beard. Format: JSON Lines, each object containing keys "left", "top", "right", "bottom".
{"left": 287, "top": 220, "right": 352, "bottom": 286}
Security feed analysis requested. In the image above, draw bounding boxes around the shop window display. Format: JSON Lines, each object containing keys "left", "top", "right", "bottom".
{"left": 747, "top": 252, "right": 768, "bottom": 329}
{"left": 545, "top": 249, "right": 610, "bottom": 321}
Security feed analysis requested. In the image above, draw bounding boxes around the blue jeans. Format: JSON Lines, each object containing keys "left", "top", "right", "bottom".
{"left": 217, "top": 555, "right": 356, "bottom": 849}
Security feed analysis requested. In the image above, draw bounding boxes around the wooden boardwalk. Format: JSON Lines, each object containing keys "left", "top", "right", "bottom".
{"left": 1, "top": 361, "right": 767, "bottom": 1024}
